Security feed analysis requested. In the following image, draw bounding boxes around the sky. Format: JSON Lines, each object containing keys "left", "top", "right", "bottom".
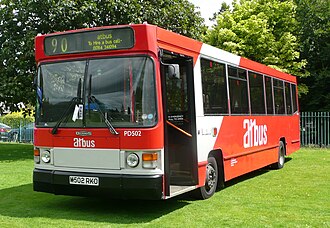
{"left": 188, "top": 0, "right": 233, "bottom": 27}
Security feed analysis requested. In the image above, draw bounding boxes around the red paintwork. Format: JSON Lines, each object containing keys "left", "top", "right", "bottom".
{"left": 156, "top": 27, "right": 203, "bottom": 66}
{"left": 198, "top": 161, "right": 208, "bottom": 187}
{"left": 34, "top": 125, "right": 164, "bottom": 150}
{"left": 213, "top": 114, "right": 300, "bottom": 181}
{"left": 240, "top": 57, "right": 297, "bottom": 83}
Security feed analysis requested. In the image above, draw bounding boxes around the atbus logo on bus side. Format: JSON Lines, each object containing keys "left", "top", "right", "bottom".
{"left": 243, "top": 119, "right": 268, "bottom": 148}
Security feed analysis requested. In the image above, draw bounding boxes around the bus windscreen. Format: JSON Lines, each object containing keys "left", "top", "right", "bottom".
{"left": 44, "top": 27, "right": 134, "bottom": 56}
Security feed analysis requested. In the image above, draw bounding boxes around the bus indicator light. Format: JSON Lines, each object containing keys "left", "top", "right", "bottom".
{"left": 34, "top": 148, "right": 40, "bottom": 156}
{"left": 34, "top": 147, "right": 40, "bottom": 164}
{"left": 142, "top": 152, "right": 158, "bottom": 169}
{"left": 142, "top": 153, "right": 158, "bottom": 161}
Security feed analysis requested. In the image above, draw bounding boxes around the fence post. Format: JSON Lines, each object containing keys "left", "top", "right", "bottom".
{"left": 325, "top": 112, "right": 330, "bottom": 145}
{"left": 19, "top": 119, "right": 22, "bottom": 143}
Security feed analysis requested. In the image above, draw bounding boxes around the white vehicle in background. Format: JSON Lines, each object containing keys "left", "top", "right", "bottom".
{"left": 0, "top": 123, "right": 11, "bottom": 141}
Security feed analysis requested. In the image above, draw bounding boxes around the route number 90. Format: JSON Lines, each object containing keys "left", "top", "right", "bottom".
{"left": 51, "top": 38, "right": 68, "bottom": 53}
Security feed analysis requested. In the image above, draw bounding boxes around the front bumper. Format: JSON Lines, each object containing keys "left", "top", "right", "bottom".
{"left": 33, "top": 169, "right": 163, "bottom": 200}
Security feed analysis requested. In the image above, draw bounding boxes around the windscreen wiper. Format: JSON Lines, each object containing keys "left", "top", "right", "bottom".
{"left": 51, "top": 79, "right": 82, "bottom": 135}
{"left": 88, "top": 95, "right": 119, "bottom": 135}
{"left": 51, "top": 97, "right": 78, "bottom": 134}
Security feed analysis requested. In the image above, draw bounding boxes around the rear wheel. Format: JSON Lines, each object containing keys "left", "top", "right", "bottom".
{"left": 272, "top": 141, "right": 285, "bottom": 169}
{"left": 196, "top": 156, "right": 218, "bottom": 199}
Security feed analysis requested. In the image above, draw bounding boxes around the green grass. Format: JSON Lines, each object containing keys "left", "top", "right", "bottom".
{"left": 0, "top": 143, "right": 329, "bottom": 227}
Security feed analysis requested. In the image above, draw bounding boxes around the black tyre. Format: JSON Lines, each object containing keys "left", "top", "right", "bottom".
{"left": 196, "top": 156, "right": 218, "bottom": 199}
{"left": 272, "top": 141, "right": 285, "bottom": 169}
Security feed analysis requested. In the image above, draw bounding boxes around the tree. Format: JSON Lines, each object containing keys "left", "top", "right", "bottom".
{"left": 0, "top": 110, "right": 34, "bottom": 128}
{"left": 204, "top": 0, "right": 308, "bottom": 83}
{"left": 210, "top": 2, "right": 230, "bottom": 22}
{"left": 296, "top": 0, "right": 330, "bottom": 111}
{"left": 0, "top": 0, "right": 206, "bottom": 114}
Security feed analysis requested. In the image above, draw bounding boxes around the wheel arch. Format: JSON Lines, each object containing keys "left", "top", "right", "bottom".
{"left": 280, "top": 137, "right": 287, "bottom": 155}
{"left": 208, "top": 149, "right": 225, "bottom": 189}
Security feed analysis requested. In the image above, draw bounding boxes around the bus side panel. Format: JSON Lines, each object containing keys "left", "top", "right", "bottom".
{"left": 195, "top": 116, "right": 224, "bottom": 187}
{"left": 223, "top": 147, "right": 278, "bottom": 181}
{"left": 285, "top": 113, "right": 301, "bottom": 155}
{"left": 213, "top": 115, "right": 299, "bottom": 181}
{"left": 197, "top": 161, "right": 208, "bottom": 187}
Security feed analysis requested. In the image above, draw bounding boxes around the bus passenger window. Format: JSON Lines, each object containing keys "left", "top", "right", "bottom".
{"left": 291, "top": 84, "right": 298, "bottom": 113}
{"left": 228, "top": 66, "right": 249, "bottom": 114}
{"left": 273, "top": 79, "right": 285, "bottom": 114}
{"left": 265, "top": 76, "right": 274, "bottom": 115}
{"left": 285, "top": 82, "right": 292, "bottom": 114}
{"left": 249, "top": 72, "right": 265, "bottom": 114}
{"left": 201, "top": 58, "right": 228, "bottom": 115}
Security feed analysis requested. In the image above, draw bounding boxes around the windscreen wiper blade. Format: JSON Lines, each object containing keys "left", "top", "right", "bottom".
{"left": 88, "top": 95, "right": 119, "bottom": 135}
{"left": 52, "top": 78, "right": 82, "bottom": 135}
{"left": 51, "top": 97, "right": 78, "bottom": 135}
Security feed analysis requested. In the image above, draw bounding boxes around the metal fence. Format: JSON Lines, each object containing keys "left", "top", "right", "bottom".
{"left": 301, "top": 112, "right": 330, "bottom": 147}
{"left": 14, "top": 122, "right": 34, "bottom": 143}
{"left": 0, "top": 119, "right": 33, "bottom": 143}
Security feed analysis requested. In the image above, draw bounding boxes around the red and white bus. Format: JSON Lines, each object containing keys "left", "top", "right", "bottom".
{"left": 33, "top": 24, "right": 300, "bottom": 200}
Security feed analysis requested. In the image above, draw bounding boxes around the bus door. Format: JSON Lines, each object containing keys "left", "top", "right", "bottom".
{"left": 160, "top": 51, "right": 198, "bottom": 197}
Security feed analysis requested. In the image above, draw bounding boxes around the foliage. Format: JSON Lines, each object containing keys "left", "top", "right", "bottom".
{"left": 0, "top": 0, "right": 206, "bottom": 114}
{"left": 0, "top": 145, "right": 329, "bottom": 227}
{"left": 210, "top": 2, "right": 231, "bottom": 21}
{"left": 0, "top": 111, "right": 34, "bottom": 128}
{"left": 296, "top": 0, "right": 330, "bottom": 111}
{"left": 204, "top": 0, "right": 309, "bottom": 83}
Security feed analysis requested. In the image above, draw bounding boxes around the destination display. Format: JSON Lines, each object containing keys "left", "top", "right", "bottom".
{"left": 44, "top": 27, "right": 134, "bottom": 56}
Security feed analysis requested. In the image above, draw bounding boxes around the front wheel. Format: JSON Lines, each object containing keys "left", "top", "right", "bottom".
{"left": 195, "top": 156, "right": 218, "bottom": 199}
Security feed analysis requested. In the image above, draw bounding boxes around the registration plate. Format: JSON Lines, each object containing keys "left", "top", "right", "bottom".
{"left": 69, "top": 176, "right": 99, "bottom": 186}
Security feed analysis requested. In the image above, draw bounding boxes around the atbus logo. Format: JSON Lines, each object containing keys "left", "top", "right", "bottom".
{"left": 73, "top": 138, "right": 95, "bottom": 148}
{"left": 243, "top": 119, "right": 267, "bottom": 148}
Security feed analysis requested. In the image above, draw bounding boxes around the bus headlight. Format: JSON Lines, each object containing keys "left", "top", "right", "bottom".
{"left": 41, "top": 150, "right": 51, "bottom": 163}
{"left": 127, "top": 153, "right": 139, "bottom": 168}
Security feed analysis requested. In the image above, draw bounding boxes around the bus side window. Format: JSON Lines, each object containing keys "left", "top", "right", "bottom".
{"left": 249, "top": 72, "right": 265, "bottom": 114}
{"left": 285, "top": 82, "right": 292, "bottom": 115}
{"left": 291, "top": 84, "right": 298, "bottom": 113}
{"left": 273, "top": 79, "right": 285, "bottom": 115}
{"left": 265, "top": 76, "right": 274, "bottom": 115}
{"left": 201, "top": 58, "right": 228, "bottom": 115}
{"left": 228, "top": 66, "right": 249, "bottom": 115}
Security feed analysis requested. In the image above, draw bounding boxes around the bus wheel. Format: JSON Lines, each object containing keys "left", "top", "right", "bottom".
{"left": 196, "top": 157, "right": 218, "bottom": 199}
{"left": 272, "top": 141, "right": 285, "bottom": 169}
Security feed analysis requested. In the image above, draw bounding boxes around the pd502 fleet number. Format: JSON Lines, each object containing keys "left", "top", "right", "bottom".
{"left": 123, "top": 130, "right": 142, "bottom": 137}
